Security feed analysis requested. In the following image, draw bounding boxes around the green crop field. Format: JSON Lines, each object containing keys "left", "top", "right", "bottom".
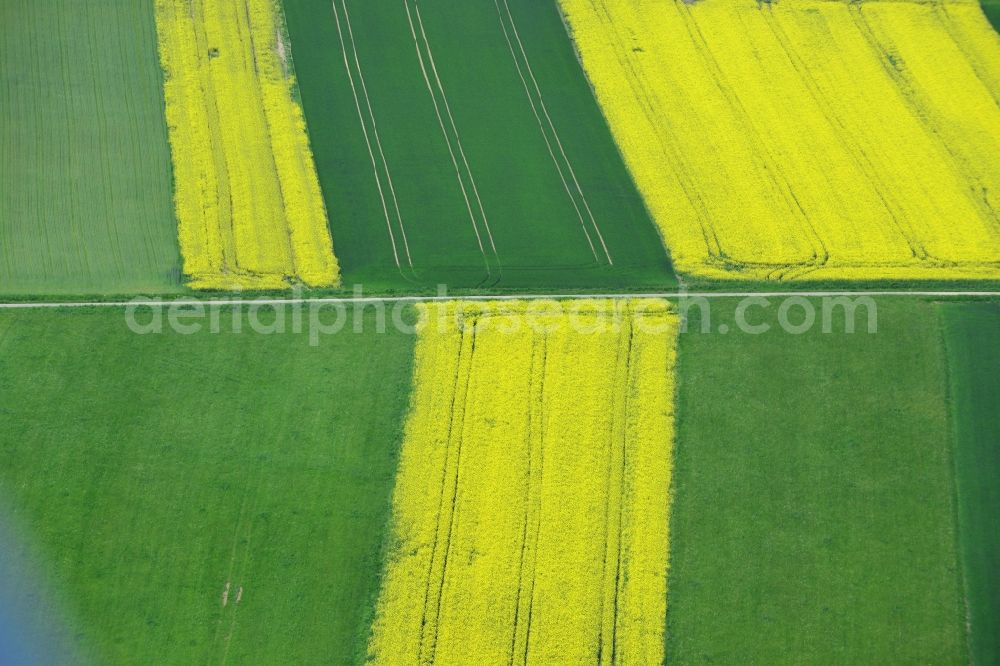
{"left": 667, "top": 298, "right": 967, "bottom": 663}
{"left": 0, "top": 308, "right": 414, "bottom": 663}
{"left": 282, "top": 0, "right": 675, "bottom": 291}
{"left": 0, "top": 0, "right": 181, "bottom": 297}
{"left": 941, "top": 302, "right": 1000, "bottom": 666}
{"left": 983, "top": 0, "right": 1000, "bottom": 31}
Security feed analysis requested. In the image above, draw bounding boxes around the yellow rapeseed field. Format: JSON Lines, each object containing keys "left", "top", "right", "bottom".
{"left": 155, "top": 0, "right": 338, "bottom": 290}
{"left": 560, "top": 0, "right": 1000, "bottom": 281}
{"left": 367, "top": 300, "right": 677, "bottom": 665}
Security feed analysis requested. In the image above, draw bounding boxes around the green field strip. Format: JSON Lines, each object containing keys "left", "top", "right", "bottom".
{"left": 281, "top": 0, "right": 675, "bottom": 291}
{"left": 667, "top": 298, "right": 967, "bottom": 663}
{"left": 0, "top": 0, "right": 182, "bottom": 296}
{"left": 0, "top": 308, "right": 414, "bottom": 663}
{"left": 941, "top": 301, "right": 1000, "bottom": 666}
{"left": 984, "top": 1, "right": 1000, "bottom": 32}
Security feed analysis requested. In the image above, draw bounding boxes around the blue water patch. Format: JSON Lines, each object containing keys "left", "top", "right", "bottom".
{"left": 0, "top": 515, "right": 77, "bottom": 665}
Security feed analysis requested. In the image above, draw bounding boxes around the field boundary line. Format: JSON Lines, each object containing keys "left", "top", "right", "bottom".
{"left": 3, "top": 291, "right": 1000, "bottom": 310}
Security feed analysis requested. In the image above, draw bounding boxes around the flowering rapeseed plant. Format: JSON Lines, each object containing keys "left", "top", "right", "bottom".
{"left": 367, "top": 300, "right": 677, "bottom": 665}
{"left": 155, "top": 0, "right": 338, "bottom": 290}
{"left": 561, "top": 0, "right": 1000, "bottom": 281}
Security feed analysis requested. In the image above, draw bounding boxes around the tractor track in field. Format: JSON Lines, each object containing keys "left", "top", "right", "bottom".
{"left": 1, "top": 290, "right": 1000, "bottom": 310}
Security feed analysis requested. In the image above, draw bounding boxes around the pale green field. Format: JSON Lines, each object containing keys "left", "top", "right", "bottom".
{"left": 0, "top": 0, "right": 181, "bottom": 296}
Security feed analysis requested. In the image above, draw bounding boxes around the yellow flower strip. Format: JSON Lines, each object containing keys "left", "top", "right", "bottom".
{"left": 367, "top": 300, "right": 677, "bottom": 665}
{"left": 252, "top": 0, "right": 338, "bottom": 286}
{"left": 860, "top": 2, "right": 1000, "bottom": 252}
{"left": 560, "top": 0, "right": 1000, "bottom": 281}
{"left": 936, "top": 2, "right": 1000, "bottom": 104}
{"left": 155, "top": 0, "right": 338, "bottom": 290}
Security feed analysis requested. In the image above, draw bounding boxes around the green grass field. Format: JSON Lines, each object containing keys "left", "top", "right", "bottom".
{"left": 0, "top": 0, "right": 181, "bottom": 297}
{"left": 0, "top": 308, "right": 414, "bottom": 663}
{"left": 667, "top": 298, "right": 967, "bottom": 663}
{"left": 282, "top": 0, "right": 675, "bottom": 291}
{"left": 941, "top": 301, "right": 1000, "bottom": 666}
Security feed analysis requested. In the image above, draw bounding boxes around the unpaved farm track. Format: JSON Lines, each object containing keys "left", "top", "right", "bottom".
{"left": 2, "top": 290, "right": 1000, "bottom": 310}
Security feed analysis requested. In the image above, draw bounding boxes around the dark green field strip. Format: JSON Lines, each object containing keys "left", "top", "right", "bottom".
{"left": 983, "top": 1, "right": 1000, "bottom": 31}
{"left": 0, "top": 308, "right": 414, "bottom": 663}
{"left": 941, "top": 301, "right": 1000, "bottom": 666}
{"left": 282, "top": 0, "right": 674, "bottom": 291}
{"left": 0, "top": 0, "right": 182, "bottom": 297}
{"left": 668, "top": 298, "right": 967, "bottom": 663}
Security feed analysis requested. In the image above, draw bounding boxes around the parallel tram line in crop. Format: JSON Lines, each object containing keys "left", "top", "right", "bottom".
{"left": 404, "top": 1, "right": 489, "bottom": 279}
{"left": 934, "top": 2, "right": 1000, "bottom": 109}
{"left": 220, "top": 0, "right": 294, "bottom": 276}
{"left": 329, "top": 0, "right": 404, "bottom": 273}
{"left": 404, "top": 1, "right": 502, "bottom": 286}
{"left": 333, "top": 0, "right": 415, "bottom": 274}
{"left": 676, "top": 1, "right": 831, "bottom": 277}
{"left": 417, "top": 320, "right": 477, "bottom": 665}
{"left": 849, "top": 3, "right": 1000, "bottom": 233}
{"left": 509, "top": 335, "right": 547, "bottom": 664}
{"left": 500, "top": 0, "right": 613, "bottom": 266}
{"left": 193, "top": 0, "right": 234, "bottom": 274}
{"left": 597, "top": 318, "right": 631, "bottom": 665}
{"left": 282, "top": 0, "right": 676, "bottom": 289}
{"left": 763, "top": 8, "right": 928, "bottom": 264}
{"left": 413, "top": 4, "right": 502, "bottom": 282}
{"left": 572, "top": 0, "right": 726, "bottom": 264}
{"left": 493, "top": 0, "right": 611, "bottom": 266}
